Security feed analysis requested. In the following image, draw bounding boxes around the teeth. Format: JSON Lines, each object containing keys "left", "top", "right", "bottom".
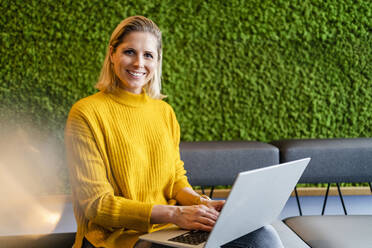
{"left": 128, "top": 71, "right": 145, "bottom": 77}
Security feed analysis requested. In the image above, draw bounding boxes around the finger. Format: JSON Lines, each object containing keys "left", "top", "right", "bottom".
{"left": 200, "top": 204, "right": 219, "bottom": 215}
{"left": 197, "top": 206, "right": 218, "bottom": 220}
{"left": 205, "top": 206, "right": 220, "bottom": 217}
{"left": 199, "top": 209, "right": 219, "bottom": 222}
{"left": 206, "top": 208, "right": 219, "bottom": 220}
{"left": 215, "top": 200, "right": 225, "bottom": 211}
{"left": 198, "top": 216, "right": 216, "bottom": 226}
{"left": 210, "top": 200, "right": 225, "bottom": 211}
{"left": 195, "top": 223, "right": 213, "bottom": 232}
{"left": 211, "top": 200, "right": 225, "bottom": 206}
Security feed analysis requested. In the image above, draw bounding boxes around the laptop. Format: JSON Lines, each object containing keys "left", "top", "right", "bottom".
{"left": 140, "top": 158, "right": 310, "bottom": 248}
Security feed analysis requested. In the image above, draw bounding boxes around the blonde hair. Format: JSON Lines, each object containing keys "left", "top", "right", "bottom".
{"left": 95, "top": 16, "right": 165, "bottom": 99}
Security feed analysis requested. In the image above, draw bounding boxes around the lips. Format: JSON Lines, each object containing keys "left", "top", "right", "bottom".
{"left": 127, "top": 70, "right": 146, "bottom": 78}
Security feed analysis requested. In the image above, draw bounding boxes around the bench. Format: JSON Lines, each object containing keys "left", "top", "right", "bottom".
{"left": 271, "top": 138, "right": 372, "bottom": 248}
{"left": 0, "top": 232, "right": 75, "bottom": 248}
{"left": 2, "top": 138, "right": 371, "bottom": 247}
{"left": 181, "top": 141, "right": 310, "bottom": 248}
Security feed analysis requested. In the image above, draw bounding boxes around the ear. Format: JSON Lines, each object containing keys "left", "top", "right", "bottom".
{"left": 109, "top": 45, "right": 114, "bottom": 63}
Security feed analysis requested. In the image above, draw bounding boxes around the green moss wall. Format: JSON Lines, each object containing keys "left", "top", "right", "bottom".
{"left": 1, "top": 0, "right": 371, "bottom": 142}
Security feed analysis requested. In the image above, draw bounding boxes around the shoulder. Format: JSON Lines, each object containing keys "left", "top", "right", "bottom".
{"left": 150, "top": 99, "right": 181, "bottom": 133}
{"left": 150, "top": 98, "right": 177, "bottom": 117}
{"left": 66, "top": 92, "right": 110, "bottom": 136}
{"left": 69, "top": 92, "right": 107, "bottom": 117}
{"left": 71, "top": 92, "right": 106, "bottom": 110}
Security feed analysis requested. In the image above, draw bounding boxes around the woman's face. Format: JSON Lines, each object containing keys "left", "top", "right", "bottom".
{"left": 110, "top": 31, "right": 158, "bottom": 94}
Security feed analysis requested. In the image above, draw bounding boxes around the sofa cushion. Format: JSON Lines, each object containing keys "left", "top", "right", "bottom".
{"left": 285, "top": 215, "right": 372, "bottom": 248}
{"left": 180, "top": 141, "right": 279, "bottom": 186}
{"left": 271, "top": 138, "right": 372, "bottom": 183}
{"left": 271, "top": 220, "right": 310, "bottom": 248}
{"left": 0, "top": 232, "right": 75, "bottom": 248}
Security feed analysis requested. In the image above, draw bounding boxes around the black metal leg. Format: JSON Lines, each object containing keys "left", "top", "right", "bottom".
{"left": 369, "top": 182, "right": 372, "bottom": 194}
{"left": 337, "top": 183, "right": 347, "bottom": 215}
{"left": 321, "top": 184, "right": 330, "bottom": 215}
{"left": 201, "top": 186, "right": 205, "bottom": 195}
{"left": 209, "top": 186, "right": 215, "bottom": 199}
{"left": 294, "top": 186, "right": 302, "bottom": 216}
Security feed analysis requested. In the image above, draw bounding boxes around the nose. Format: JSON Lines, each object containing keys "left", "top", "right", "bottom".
{"left": 133, "top": 54, "right": 144, "bottom": 68}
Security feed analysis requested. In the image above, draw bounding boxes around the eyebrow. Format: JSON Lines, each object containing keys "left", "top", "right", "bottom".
{"left": 122, "top": 47, "right": 156, "bottom": 54}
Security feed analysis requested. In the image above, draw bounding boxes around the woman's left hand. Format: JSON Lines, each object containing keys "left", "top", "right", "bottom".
{"left": 174, "top": 187, "right": 225, "bottom": 212}
{"left": 201, "top": 199, "right": 225, "bottom": 212}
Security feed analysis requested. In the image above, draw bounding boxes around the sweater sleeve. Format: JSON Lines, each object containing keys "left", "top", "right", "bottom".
{"left": 65, "top": 104, "right": 154, "bottom": 232}
{"left": 168, "top": 108, "right": 193, "bottom": 199}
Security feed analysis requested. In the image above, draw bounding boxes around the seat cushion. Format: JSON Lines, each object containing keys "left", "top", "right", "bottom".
{"left": 284, "top": 215, "right": 372, "bottom": 248}
{"left": 0, "top": 232, "right": 75, "bottom": 248}
{"left": 271, "top": 220, "right": 310, "bottom": 248}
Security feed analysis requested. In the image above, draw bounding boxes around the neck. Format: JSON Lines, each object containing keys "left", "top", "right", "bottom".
{"left": 108, "top": 87, "right": 150, "bottom": 107}
{"left": 118, "top": 85, "right": 143, "bottom": 95}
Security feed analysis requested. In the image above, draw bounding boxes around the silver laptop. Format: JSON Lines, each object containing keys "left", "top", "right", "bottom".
{"left": 140, "top": 158, "right": 310, "bottom": 248}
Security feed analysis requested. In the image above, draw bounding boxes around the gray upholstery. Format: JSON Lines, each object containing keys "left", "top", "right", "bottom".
{"left": 271, "top": 220, "right": 310, "bottom": 248}
{"left": 180, "top": 141, "right": 279, "bottom": 186}
{"left": 180, "top": 141, "right": 310, "bottom": 246}
{"left": 0, "top": 232, "right": 75, "bottom": 248}
{"left": 271, "top": 138, "right": 372, "bottom": 183}
{"left": 273, "top": 138, "right": 372, "bottom": 248}
{"left": 0, "top": 222, "right": 309, "bottom": 248}
{"left": 7, "top": 139, "right": 371, "bottom": 248}
{"left": 285, "top": 215, "right": 372, "bottom": 248}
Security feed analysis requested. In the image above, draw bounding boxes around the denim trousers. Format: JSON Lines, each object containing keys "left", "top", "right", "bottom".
{"left": 151, "top": 225, "right": 284, "bottom": 248}
{"left": 83, "top": 225, "right": 284, "bottom": 248}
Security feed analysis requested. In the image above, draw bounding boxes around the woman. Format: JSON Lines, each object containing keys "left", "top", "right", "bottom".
{"left": 65, "top": 16, "right": 283, "bottom": 248}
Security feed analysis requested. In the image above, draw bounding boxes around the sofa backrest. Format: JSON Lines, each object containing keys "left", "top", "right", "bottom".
{"left": 271, "top": 138, "right": 372, "bottom": 183}
{"left": 180, "top": 141, "right": 279, "bottom": 186}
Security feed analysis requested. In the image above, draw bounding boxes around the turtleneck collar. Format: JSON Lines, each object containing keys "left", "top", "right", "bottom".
{"left": 107, "top": 87, "right": 150, "bottom": 107}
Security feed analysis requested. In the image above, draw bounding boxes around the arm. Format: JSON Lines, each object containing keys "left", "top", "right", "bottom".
{"left": 65, "top": 105, "right": 153, "bottom": 232}
{"left": 149, "top": 187, "right": 225, "bottom": 231}
{"left": 167, "top": 108, "right": 225, "bottom": 211}
{"left": 175, "top": 187, "right": 225, "bottom": 212}
{"left": 150, "top": 204, "right": 218, "bottom": 232}
{"left": 157, "top": 107, "right": 224, "bottom": 231}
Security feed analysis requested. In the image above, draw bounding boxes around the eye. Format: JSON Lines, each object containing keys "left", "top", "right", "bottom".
{"left": 123, "top": 49, "right": 135, "bottom": 55}
{"left": 144, "top": 52, "right": 154, "bottom": 59}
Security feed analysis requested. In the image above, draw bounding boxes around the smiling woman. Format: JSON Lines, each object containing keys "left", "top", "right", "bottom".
{"left": 65, "top": 16, "right": 283, "bottom": 248}
{"left": 65, "top": 16, "right": 225, "bottom": 248}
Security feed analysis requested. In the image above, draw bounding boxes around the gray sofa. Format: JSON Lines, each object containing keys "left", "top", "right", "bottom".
{"left": 271, "top": 138, "right": 372, "bottom": 248}
{"left": 0, "top": 233, "right": 75, "bottom": 248}
{"left": 1, "top": 138, "right": 371, "bottom": 247}
{"left": 182, "top": 138, "right": 372, "bottom": 248}
{"left": 181, "top": 141, "right": 310, "bottom": 248}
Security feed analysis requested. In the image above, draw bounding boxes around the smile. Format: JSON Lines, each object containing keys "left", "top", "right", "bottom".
{"left": 127, "top": 70, "right": 146, "bottom": 77}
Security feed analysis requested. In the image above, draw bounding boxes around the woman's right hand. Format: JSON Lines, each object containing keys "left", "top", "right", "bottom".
{"left": 171, "top": 204, "right": 219, "bottom": 232}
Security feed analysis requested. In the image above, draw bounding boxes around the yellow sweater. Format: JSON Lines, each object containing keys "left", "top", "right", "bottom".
{"left": 65, "top": 88, "right": 195, "bottom": 248}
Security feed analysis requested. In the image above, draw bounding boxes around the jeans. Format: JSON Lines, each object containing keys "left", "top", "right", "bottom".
{"left": 83, "top": 225, "right": 284, "bottom": 248}
{"left": 82, "top": 237, "right": 97, "bottom": 248}
{"left": 221, "top": 225, "right": 284, "bottom": 248}
{"left": 151, "top": 225, "right": 284, "bottom": 248}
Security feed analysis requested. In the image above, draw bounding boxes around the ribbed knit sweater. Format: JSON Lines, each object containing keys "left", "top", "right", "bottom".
{"left": 65, "top": 88, "right": 195, "bottom": 248}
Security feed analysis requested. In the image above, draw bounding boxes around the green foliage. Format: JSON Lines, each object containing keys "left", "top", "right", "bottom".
{"left": 1, "top": 0, "right": 371, "bottom": 142}
{"left": 1, "top": 0, "right": 371, "bottom": 193}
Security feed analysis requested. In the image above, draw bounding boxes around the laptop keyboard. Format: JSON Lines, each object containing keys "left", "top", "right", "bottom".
{"left": 168, "top": 230, "right": 209, "bottom": 245}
